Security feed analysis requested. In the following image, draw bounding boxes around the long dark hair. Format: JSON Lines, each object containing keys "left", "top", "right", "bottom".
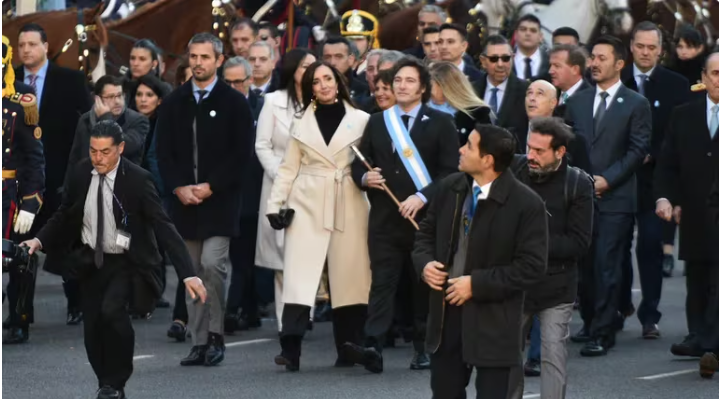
{"left": 128, "top": 38, "right": 162, "bottom": 79}
{"left": 280, "top": 48, "right": 313, "bottom": 112}
{"left": 300, "top": 61, "right": 354, "bottom": 113}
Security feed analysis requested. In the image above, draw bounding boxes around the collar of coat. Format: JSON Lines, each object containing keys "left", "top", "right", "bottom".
{"left": 449, "top": 169, "right": 515, "bottom": 205}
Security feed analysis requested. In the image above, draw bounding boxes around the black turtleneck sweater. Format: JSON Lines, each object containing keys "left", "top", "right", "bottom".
{"left": 315, "top": 101, "right": 345, "bottom": 145}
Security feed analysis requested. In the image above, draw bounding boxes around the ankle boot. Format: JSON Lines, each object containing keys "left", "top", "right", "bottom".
{"left": 275, "top": 335, "right": 301, "bottom": 371}
{"left": 332, "top": 305, "right": 367, "bottom": 366}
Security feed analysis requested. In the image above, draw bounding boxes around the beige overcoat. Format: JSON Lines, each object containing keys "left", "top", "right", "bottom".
{"left": 266, "top": 102, "right": 371, "bottom": 308}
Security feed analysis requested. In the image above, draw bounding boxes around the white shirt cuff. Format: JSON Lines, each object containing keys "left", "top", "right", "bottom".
{"left": 416, "top": 192, "right": 427, "bottom": 204}
{"left": 183, "top": 276, "right": 201, "bottom": 283}
{"left": 362, "top": 172, "right": 368, "bottom": 187}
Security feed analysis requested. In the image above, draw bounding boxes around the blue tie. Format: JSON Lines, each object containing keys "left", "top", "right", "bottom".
{"left": 710, "top": 104, "right": 719, "bottom": 138}
{"left": 470, "top": 185, "right": 482, "bottom": 217}
{"left": 489, "top": 88, "right": 499, "bottom": 115}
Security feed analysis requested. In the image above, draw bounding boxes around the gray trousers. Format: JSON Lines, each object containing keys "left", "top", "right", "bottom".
{"left": 509, "top": 302, "right": 574, "bottom": 399}
{"left": 185, "top": 237, "right": 230, "bottom": 346}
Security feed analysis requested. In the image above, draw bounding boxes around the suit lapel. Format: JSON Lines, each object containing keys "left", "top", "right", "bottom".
{"left": 408, "top": 104, "right": 429, "bottom": 139}
{"left": 111, "top": 160, "right": 127, "bottom": 228}
{"left": 327, "top": 102, "right": 362, "bottom": 156}
{"left": 38, "top": 63, "right": 54, "bottom": 114}
{"left": 292, "top": 109, "right": 336, "bottom": 166}
{"left": 593, "top": 85, "right": 625, "bottom": 144}
{"left": 576, "top": 90, "right": 596, "bottom": 143}
{"left": 498, "top": 78, "right": 516, "bottom": 123}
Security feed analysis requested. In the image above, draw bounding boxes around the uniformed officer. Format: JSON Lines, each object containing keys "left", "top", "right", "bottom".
{"left": 2, "top": 35, "right": 45, "bottom": 344}
{"left": 340, "top": 9, "right": 380, "bottom": 75}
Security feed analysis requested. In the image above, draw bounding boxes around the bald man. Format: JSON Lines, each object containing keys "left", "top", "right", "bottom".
{"left": 525, "top": 80, "right": 591, "bottom": 172}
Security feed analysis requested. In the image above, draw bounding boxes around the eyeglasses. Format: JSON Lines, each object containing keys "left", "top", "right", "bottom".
{"left": 225, "top": 77, "right": 249, "bottom": 86}
{"left": 482, "top": 55, "right": 512, "bottom": 63}
{"left": 101, "top": 93, "right": 124, "bottom": 101}
{"left": 259, "top": 35, "right": 269, "bottom": 41}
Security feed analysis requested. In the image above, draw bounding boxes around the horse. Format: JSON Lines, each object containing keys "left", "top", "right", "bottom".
{"left": 473, "top": 0, "right": 634, "bottom": 45}
{"left": 3, "top": 3, "right": 109, "bottom": 78}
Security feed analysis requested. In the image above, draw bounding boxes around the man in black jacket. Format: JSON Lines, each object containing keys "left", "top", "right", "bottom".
{"left": 343, "top": 57, "right": 459, "bottom": 373}
{"left": 414, "top": 124, "right": 548, "bottom": 399}
{"left": 508, "top": 117, "right": 594, "bottom": 399}
{"left": 22, "top": 121, "right": 206, "bottom": 399}
{"left": 155, "top": 33, "right": 255, "bottom": 367}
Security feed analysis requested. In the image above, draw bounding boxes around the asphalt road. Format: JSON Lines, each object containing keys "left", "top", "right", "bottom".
{"left": 2, "top": 260, "right": 717, "bottom": 399}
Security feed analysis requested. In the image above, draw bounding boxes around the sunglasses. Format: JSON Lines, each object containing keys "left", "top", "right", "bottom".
{"left": 482, "top": 55, "right": 512, "bottom": 63}
{"left": 225, "top": 77, "right": 250, "bottom": 86}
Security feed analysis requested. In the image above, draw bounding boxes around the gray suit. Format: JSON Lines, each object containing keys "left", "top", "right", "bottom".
{"left": 564, "top": 83, "right": 651, "bottom": 339}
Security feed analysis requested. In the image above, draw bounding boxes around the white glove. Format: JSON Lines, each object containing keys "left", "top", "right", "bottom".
{"left": 13, "top": 210, "right": 35, "bottom": 235}
{"left": 312, "top": 26, "right": 327, "bottom": 43}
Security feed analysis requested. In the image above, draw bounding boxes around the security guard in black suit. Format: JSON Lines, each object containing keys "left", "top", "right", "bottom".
{"left": 2, "top": 35, "right": 45, "bottom": 344}
{"left": 341, "top": 10, "right": 378, "bottom": 104}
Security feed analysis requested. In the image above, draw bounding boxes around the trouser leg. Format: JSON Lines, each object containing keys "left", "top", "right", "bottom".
{"left": 364, "top": 240, "right": 405, "bottom": 352}
{"left": 635, "top": 210, "right": 664, "bottom": 325}
{"left": 430, "top": 305, "right": 472, "bottom": 399}
{"left": 538, "top": 303, "right": 573, "bottom": 399}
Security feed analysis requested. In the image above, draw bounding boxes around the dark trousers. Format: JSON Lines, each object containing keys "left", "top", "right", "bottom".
{"left": 63, "top": 278, "right": 82, "bottom": 312}
{"left": 227, "top": 216, "right": 273, "bottom": 318}
{"left": 281, "top": 303, "right": 366, "bottom": 356}
{"left": 172, "top": 283, "right": 188, "bottom": 323}
{"left": 686, "top": 261, "right": 719, "bottom": 351}
{"left": 585, "top": 211, "right": 634, "bottom": 338}
{"left": 430, "top": 305, "right": 511, "bottom": 399}
{"left": 80, "top": 255, "right": 134, "bottom": 390}
{"left": 364, "top": 235, "right": 428, "bottom": 352}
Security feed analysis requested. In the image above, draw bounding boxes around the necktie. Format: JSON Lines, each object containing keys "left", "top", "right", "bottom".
{"left": 524, "top": 57, "right": 533, "bottom": 81}
{"left": 27, "top": 74, "right": 38, "bottom": 92}
{"left": 196, "top": 89, "right": 208, "bottom": 105}
{"left": 489, "top": 88, "right": 499, "bottom": 115}
{"left": 637, "top": 74, "right": 647, "bottom": 97}
{"left": 401, "top": 115, "right": 410, "bottom": 130}
{"left": 470, "top": 185, "right": 482, "bottom": 218}
{"left": 710, "top": 104, "right": 719, "bottom": 138}
{"left": 561, "top": 92, "right": 569, "bottom": 104}
{"left": 594, "top": 91, "right": 609, "bottom": 134}
{"left": 95, "top": 174, "right": 105, "bottom": 268}
{"left": 252, "top": 88, "right": 263, "bottom": 97}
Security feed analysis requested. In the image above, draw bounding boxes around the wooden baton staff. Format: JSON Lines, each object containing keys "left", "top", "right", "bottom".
{"left": 351, "top": 145, "right": 420, "bottom": 231}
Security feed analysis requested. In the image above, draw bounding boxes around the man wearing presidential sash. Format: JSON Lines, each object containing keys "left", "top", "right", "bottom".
{"left": 344, "top": 57, "right": 460, "bottom": 373}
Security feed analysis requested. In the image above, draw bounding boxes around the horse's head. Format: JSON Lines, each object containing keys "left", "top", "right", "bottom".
{"left": 601, "top": 0, "right": 634, "bottom": 36}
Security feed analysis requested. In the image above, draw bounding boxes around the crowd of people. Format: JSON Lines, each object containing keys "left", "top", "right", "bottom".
{"left": 1, "top": 4, "right": 719, "bottom": 399}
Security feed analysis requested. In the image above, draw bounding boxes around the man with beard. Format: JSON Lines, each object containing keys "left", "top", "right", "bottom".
{"left": 508, "top": 117, "right": 594, "bottom": 399}
{"left": 155, "top": 33, "right": 255, "bottom": 367}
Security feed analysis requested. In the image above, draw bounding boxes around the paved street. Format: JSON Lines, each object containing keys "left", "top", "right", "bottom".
{"left": 2, "top": 261, "right": 717, "bottom": 399}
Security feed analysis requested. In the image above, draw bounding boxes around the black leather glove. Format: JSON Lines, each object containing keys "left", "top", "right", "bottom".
{"left": 267, "top": 213, "right": 286, "bottom": 230}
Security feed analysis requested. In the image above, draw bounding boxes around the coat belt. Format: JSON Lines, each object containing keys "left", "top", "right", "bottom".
{"left": 2, "top": 170, "right": 17, "bottom": 180}
{"left": 299, "top": 165, "right": 350, "bottom": 232}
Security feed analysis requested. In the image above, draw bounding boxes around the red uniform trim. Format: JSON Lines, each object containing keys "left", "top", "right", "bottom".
{"left": 4, "top": 200, "right": 16, "bottom": 239}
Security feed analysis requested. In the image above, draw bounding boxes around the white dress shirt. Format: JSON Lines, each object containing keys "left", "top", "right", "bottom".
{"left": 472, "top": 179, "right": 493, "bottom": 201}
{"left": 514, "top": 48, "right": 542, "bottom": 79}
{"left": 483, "top": 77, "right": 508, "bottom": 110}
{"left": 82, "top": 161, "right": 123, "bottom": 254}
{"left": 593, "top": 79, "right": 623, "bottom": 117}
{"left": 633, "top": 63, "right": 655, "bottom": 89}
{"left": 561, "top": 78, "right": 585, "bottom": 104}
{"left": 457, "top": 59, "right": 465, "bottom": 73}
{"left": 251, "top": 79, "right": 271, "bottom": 94}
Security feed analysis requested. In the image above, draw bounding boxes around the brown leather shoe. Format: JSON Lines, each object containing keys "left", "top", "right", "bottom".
{"left": 699, "top": 352, "right": 718, "bottom": 379}
{"left": 642, "top": 324, "right": 660, "bottom": 339}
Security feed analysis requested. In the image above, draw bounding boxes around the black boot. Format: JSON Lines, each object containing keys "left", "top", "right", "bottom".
{"left": 332, "top": 305, "right": 366, "bottom": 367}
{"left": 275, "top": 335, "right": 301, "bottom": 371}
{"left": 180, "top": 345, "right": 207, "bottom": 366}
{"left": 3, "top": 326, "right": 28, "bottom": 344}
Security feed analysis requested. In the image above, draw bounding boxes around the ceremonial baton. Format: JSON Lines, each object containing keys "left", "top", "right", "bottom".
{"left": 351, "top": 145, "right": 420, "bottom": 231}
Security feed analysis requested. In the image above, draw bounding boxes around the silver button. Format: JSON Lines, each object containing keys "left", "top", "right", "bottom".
{"left": 708, "top": 152, "right": 712, "bottom": 157}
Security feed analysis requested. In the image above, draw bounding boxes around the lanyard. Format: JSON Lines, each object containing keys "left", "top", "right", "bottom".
{"left": 100, "top": 177, "right": 128, "bottom": 228}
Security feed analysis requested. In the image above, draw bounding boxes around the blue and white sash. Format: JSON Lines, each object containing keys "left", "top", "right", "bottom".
{"left": 383, "top": 105, "right": 432, "bottom": 190}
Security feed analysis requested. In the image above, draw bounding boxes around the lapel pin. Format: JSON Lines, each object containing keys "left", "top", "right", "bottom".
{"left": 617, "top": 97, "right": 624, "bottom": 104}
{"left": 654, "top": 100, "right": 660, "bottom": 108}
{"left": 460, "top": 128, "right": 466, "bottom": 134}
{"left": 209, "top": 110, "right": 217, "bottom": 117}
{"left": 421, "top": 115, "right": 430, "bottom": 122}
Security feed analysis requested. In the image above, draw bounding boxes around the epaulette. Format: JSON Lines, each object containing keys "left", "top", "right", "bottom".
{"left": 9, "top": 92, "right": 39, "bottom": 125}
{"left": 691, "top": 83, "right": 707, "bottom": 92}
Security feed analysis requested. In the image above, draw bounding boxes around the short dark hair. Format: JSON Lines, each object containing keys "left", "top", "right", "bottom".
{"left": 483, "top": 35, "right": 511, "bottom": 53}
{"left": 550, "top": 44, "right": 587, "bottom": 72}
{"left": 473, "top": 124, "right": 517, "bottom": 172}
{"left": 90, "top": 120, "right": 124, "bottom": 146}
{"left": 631, "top": 21, "right": 663, "bottom": 44}
{"left": 674, "top": 24, "right": 704, "bottom": 48}
{"left": 19, "top": 23, "right": 47, "bottom": 43}
{"left": 187, "top": 32, "right": 224, "bottom": 59}
{"left": 300, "top": 61, "right": 355, "bottom": 112}
{"left": 136, "top": 74, "right": 170, "bottom": 100}
{"left": 392, "top": 57, "right": 432, "bottom": 103}
{"left": 439, "top": 23, "right": 468, "bottom": 42}
{"left": 552, "top": 27, "right": 579, "bottom": 42}
{"left": 323, "top": 36, "right": 352, "bottom": 56}
{"left": 592, "top": 35, "right": 627, "bottom": 62}
{"left": 230, "top": 18, "right": 258, "bottom": 35}
{"left": 258, "top": 22, "right": 280, "bottom": 39}
{"left": 374, "top": 68, "right": 395, "bottom": 87}
{"left": 422, "top": 26, "right": 440, "bottom": 37}
{"left": 94, "top": 75, "right": 123, "bottom": 96}
{"left": 516, "top": 14, "right": 541, "bottom": 30}
{"left": 528, "top": 117, "right": 575, "bottom": 150}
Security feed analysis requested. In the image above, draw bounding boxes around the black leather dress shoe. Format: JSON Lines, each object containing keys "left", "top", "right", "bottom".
{"left": 3, "top": 326, "right": 28, "bottom": 344}
{"left": 205, "top": 333, "right": 225, "bottom": 366}
{"left": 96, "top": 385, "right": 125, "bottom": 399}
{"left": 524, "top": 359, "right": 541, "bottom": 377}
{"left": 313, "top": 302, "right": 332, "bottom": 322}
{"left": 580, "top": 337, "right": 613, "bottom": 357}
{"left": 167, "top": 321, "right": 187, "bottom": 342}
{"left": 275, "top": 353, "right": 300, "bottom": 371}
{"left": 570, "top": 326, "right": 591, "bottom": 343}
{"left": 662, "top": 254, "right": 675, "bottom": 278}
{"left": 670, "top": 336, "right": 705, "bottom": 357}
{"left": 276, "top": 336, "right": 301, "bottom": 371}
{"left": 642, "top": 323, "right": 660, "bottom": 339}
{"left": 341, "top": 342, "right": 383, "bottom": 373}
{"left": 180, "top": 345, "right": 208, "bottom": 366}
{"left": 66, "top": 311, "right": 83, "bottom": 325}
{"left": 409, "top": 351, "right": 431, "bottom": 370}
{"left": 700, "top": 352, "right": 719, "bottom": 379}
{"left": 155, "top": 298, "right": 170, "bottom": 308}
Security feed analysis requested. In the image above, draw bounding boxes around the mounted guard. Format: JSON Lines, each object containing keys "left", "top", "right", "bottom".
{"left": 340, "top": 9, "right": 380, "bottom": 74}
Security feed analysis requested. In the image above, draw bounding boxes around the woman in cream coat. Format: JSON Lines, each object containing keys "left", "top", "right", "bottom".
{"left": 266, "top": 61, "right": 371, "bottom": 372}
{"left": 255, "top": 49, "right": 315, "bottom": 330}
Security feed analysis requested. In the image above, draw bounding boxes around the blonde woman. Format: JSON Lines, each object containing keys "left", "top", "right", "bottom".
{"left": 428, "top": 61, "right": 494, "bottom": 146}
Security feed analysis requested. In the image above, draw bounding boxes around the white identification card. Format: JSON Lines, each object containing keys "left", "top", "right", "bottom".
{"left": 116, "top": 231, "right": 131, "bottom": 250}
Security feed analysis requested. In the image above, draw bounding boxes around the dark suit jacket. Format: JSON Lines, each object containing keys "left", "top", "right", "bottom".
{"left": 15, "top": 63, "right": 92, "bottom": 203}
{"left": 351, "top": 105, "right": 460, "bottom": 241}
{"left": 66, "top": 109, "right": 150, "bottom": 184}
{"left": 455, "top": 106, "right": 492, "bottom": 147}
{"left": 37, "top": 158, "right": 196, "bottom": 313}
{"left": 412, "top": 170, "right": 548, "bottom": 367}
{"left": 654, "top": 99, "right": 718, "bottom": 261}
{"left": 473, "top": 74, "right": 530, "bottom": 151}
{"left": 564, "top": 83, "right": 651, "bottom": 213}
{"left": 553, "top": 78, "right": 592, "bottom": 118}
{"left": 463, "top": 62, "right": 483, "bottom": 83}
{"left": 554, "top": 79, "right": 593, "bottom": 174}
{"left": 155, "top": 79, "right": 255, "bottom": 239}
{"left": 621, "top": 65, "right": 691, "bottom": 211}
